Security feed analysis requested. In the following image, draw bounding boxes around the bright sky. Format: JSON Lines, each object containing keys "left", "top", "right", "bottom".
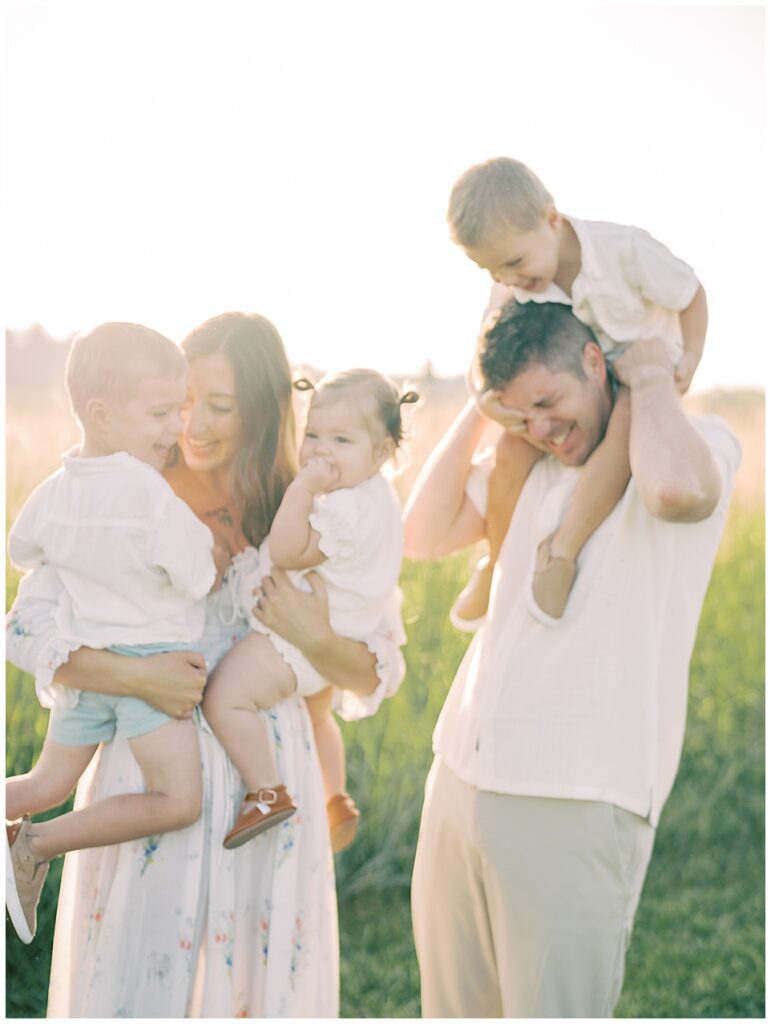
{"left": 4, "top": 1, "right": 766, "bottom": 393}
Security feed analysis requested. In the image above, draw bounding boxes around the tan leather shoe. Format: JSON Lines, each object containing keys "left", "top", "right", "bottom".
{"left": 531, "top": 533, "right": 577, "bottom": 620}
{"left": 223, "top": 786, "right": 297, "bottom": 849}
{"left": 327, "top": 792, "right": 360, "bottom": 853}
{"left": 6, "top": 818, "right": 50, "bottom": 944}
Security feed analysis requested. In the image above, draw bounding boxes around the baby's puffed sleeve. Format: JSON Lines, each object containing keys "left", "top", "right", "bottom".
{"left": 308, "top": 488, "right": 365, "bottom": 560}
{"left": 334, "top": 587, "right": 407, "bottom": 721}
{"left": 628, "top": 228, "right": 700, "bottom": 311}
{"left": 151, "top": 492, "right": 217, "bottom": 601}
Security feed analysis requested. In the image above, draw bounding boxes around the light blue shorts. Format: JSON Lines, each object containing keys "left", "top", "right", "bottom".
{"left": 47, "top": 642, "right": 192, "bottom": 747}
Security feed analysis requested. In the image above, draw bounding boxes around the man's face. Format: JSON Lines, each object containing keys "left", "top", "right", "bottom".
{"left": 464, "top": 208, "right": 561, "bottom": 293}
{"left": 497, "top": 343, "right": 612, "bottom": 466}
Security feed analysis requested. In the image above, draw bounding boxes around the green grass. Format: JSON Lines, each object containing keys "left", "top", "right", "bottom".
{"left": 5, "top": 507, "right": 764, "bottom": 1017}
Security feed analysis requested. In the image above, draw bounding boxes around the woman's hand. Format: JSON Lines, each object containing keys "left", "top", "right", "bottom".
{"left": 54, "top": 647, "right": 207, "bottom": 719}
{"left": 134, "top": 651, "right": 208, "bottom": 718}
{"left": 252, "top": 568, "right": 333, "bottom": 656}
{"left": 253, "top": 568, "right": 380, "bottom": 695}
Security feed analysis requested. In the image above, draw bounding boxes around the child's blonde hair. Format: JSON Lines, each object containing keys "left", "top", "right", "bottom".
{"left": 447, "top": 157, "right": 554, "bottom": 247}
{"left": 297, "top": 368, "right": 418, "bottom": 449}
{"left": 66, "top": 322, "right": 186, "bottom": 422}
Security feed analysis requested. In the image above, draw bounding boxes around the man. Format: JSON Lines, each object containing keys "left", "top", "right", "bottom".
{"left": 403, "top": 301, "right": 740, "bottom": 1017}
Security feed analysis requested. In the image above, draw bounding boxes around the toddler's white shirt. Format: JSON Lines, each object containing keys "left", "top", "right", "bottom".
{"left": 8, "top": 449, "right": 216, "bottom": 656}
{"left": 484, "top": 216, "right": 700, "bottom": 361}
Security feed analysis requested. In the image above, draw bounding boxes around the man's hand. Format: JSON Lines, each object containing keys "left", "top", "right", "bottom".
{"left": 466, "top": 357, "right": 527, "bottom": 432}
{"left": 611, "top": 337, "right": 675, "bottom": 390}
{"left": 136, "top": 650, "right": 207, "bottom": 719}
{"left": 612, "top": 337, "right": 721, "bottom": 522}
{"left": 674, "top": 350, "right": 699, "bottom": 395}
{"left": 252, "top": 567, "right": 333, "bottom": 655}
{"left": 476, "top": 389, "right": 529, "bottom": 433}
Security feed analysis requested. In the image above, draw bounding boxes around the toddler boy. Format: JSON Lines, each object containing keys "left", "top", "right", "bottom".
{"left": 6, "top": 323, "right": 217, "bottom": 944}
{"left": 447, "top": 157, "right": 707, "bottom": 625}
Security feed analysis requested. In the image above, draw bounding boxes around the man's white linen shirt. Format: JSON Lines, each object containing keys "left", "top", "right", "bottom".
{"left": 432, "top": 417, "right": 740, "bottom": 827}
{"left": 8, "top": 449, "right": 216, "bottom": 652}
{"left": 484, "top": 216, "right": 700, "bottom": 361}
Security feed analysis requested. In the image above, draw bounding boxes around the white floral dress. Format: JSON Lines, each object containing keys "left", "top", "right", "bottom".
{"left": 6, "top": 562, "right": 405, "bottom": 1018}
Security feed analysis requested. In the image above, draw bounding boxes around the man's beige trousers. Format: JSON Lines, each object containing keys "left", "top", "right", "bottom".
{"left": 411, "top": 758, "right": 655, "bottom": 1018}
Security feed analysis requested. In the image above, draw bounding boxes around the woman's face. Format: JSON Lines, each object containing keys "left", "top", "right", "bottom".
{"left": 178, "top": 351, "right": 242, "bottom": 474}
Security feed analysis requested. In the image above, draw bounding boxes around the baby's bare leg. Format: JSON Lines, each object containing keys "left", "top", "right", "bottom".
{"left": 550, "top": 388, "right": 632, "bottom": 560}
{"left": 6, "top": 738, "right": 98, "bottom": 821}
{"left": 305, "top": 688, "right": 344, "bottom": 801}
{"left": 203, "top": 632, "right": 296, "bottom": 792}
{"left": 22, "top": 719, "right": 201, "bottom": 862}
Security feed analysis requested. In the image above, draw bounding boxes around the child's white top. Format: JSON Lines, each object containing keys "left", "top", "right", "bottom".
{"left": 306, "top": 471, "right": 403, "bottom": 638}
{"left": 239, "top": 471, "right": 403, "bottom": 646}
{"left": 484, "top": 216, "right": 700, "bottom": 361}
{"left": 8, "top": 449, "right": 216, "bottom": 655}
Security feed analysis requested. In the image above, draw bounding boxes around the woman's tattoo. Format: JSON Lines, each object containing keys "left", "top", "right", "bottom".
{"left": 206, "top": 507, "right": 234, "bottom": 527}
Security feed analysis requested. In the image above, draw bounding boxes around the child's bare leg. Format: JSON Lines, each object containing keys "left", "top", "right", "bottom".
{"left": 21, "top": 718, "right": 202, "bottom": 863}
{"left": 551, "top": 388, "right": 632, "bottom": 559}
{"left": 306, "top": 687, "right": 360, "bottom": 852}
{"left": 306, "top": 688, "right": 343, "bottom": 800}
{"left": 452, "top": 432, "right": 542, "bottom": 627}
{"left": 532, "top": 388, "right": 631, "bottom": 619}
{"left": 6, "top": 738, "right": 97, "bottom": 821}
{"left": 203, "top": 632, "right": 296, "bottom": 791}
{"left": 203, "top": 633, "right": 298, "bottom": 848}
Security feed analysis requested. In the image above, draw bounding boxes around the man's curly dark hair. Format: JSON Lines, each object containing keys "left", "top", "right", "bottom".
{"left": 478, "top": 300, "right": 598, "bottom": 391}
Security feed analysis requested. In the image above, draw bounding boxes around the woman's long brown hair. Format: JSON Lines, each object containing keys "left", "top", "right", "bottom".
{"left": 182, "top": 312, "right": 297, "bottom": 547}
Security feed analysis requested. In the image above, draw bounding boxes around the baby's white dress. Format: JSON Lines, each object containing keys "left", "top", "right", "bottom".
{"left": 231, "top": 472, "right": 405, "bottom": 715}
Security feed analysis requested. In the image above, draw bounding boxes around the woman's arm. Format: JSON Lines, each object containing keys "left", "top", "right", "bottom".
{"left": 252, "top": 568, "right": 381, "bottom": 696}
{"left": 6, "top": 568, "right": 207, "bottom": 719}
{"left": 54, "top": 647, "right": 208, "bottom": 719}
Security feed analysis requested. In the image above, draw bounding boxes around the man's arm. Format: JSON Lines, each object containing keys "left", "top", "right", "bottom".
{"left": 612, "top": 338, "right": 722, "bottom": 522}
{"left": 402, "top": 398, "right": 488, "bottom": 560}
{"left": 253, "top": 568, "right": 381, "bottom": 697}
{"left": 674, "top": 282, "right": 708, "bottom": 394}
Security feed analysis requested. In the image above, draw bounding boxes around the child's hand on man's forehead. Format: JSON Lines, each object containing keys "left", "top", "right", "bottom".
{"left": 476, "top": 388, "right": 528, "bottom": 434}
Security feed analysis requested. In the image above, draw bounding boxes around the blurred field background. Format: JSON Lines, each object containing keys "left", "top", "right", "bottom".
{"left": 5, "top": 349, "right": 765, "bottom": 1017}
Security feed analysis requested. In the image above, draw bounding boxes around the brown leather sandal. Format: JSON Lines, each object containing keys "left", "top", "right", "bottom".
{"left": 223, "top": 786, "right": 297, "bottom": 849}
{"left": 326, "top": 792, "right": 360, "bottom": 853}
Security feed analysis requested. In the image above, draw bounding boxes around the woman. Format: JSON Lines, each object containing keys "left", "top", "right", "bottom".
{"left": 6, "top": 312, "right": 405, "bottom": 1017}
